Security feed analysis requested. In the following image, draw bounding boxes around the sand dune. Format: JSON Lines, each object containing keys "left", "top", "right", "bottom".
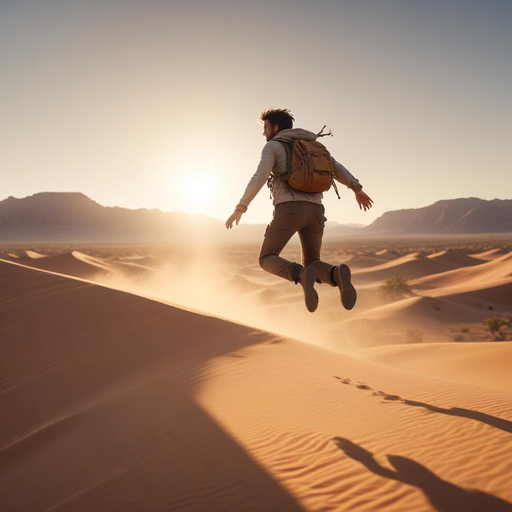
{"left": 14, "top": 250, "right": 157, "bottom": 281}
{"left": 342, "top": 251, "right": 397, "bottom": 269}
{"left": 403, "top": 253, "right": 512, "bottom": 321}
{"left": 0, "top": 259, "right": 300, "bottom": 511}
{"left": 25, "top": 250, "right": 47, "bottom": 259}
{"left": 6, "top": 245, "right": 511, "bottom": 349}
{"left": 345, "top": 252, "right": 512, "bottom": 343}
{"left": 411, "top": 251, "right": 512, "bottom": 290}
{"left": 424, "top": 279, "right": 512, "bottom": 312}
{"left": 1, "top": 259, "right": 512, "bottom": 511}
{"left": 355, "top": 295, "right": 477, "bottom": 325}
{"left": 14, "top": 250, "right": 112, "bottom": 279}
{"left": 336, "top": 294, "right": 480, "bottom": 346}
{"left": 471, "top": 248, "right": 509, "bottom": 261}
{"left": 426, "top": 250, "right": 482, "bottom": 268}
{"left": 359, "top": 342, "right": 512, "bottom": 391}
{"left": 352, "top": 252, "right": 458, "bottom": 283}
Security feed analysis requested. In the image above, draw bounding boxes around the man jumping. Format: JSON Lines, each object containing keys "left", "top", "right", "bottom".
{"left": 225, "top": 108, "right": 373, "bottom": 313}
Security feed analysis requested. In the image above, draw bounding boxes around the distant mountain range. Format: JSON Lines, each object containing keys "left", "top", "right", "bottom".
{"left": 365, "top": 198, "right": 512, "bottom": 235}
{"left": 0, "top": 193, "right": 510, "bottom": 243}
{"left": 0, "top": 192, "right": 263, "bottom": 243}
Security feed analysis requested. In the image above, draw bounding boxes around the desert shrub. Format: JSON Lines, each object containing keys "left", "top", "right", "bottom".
{"left": 483, "top": 316, "right": 505, "bottom": 335}
{"left": 460, "top": 327, "right": 470, "bottom": 333}
{"left": 482, "top": 316, "right": 512, "bottom": 341}
{"left": 453, "top": 334, "right": 465, "bottom": 342}
{"left": 380, "top": 275, "right": 411, "bottom": 300}
{"left": 405, "top": 328, "right": 423, "bottom": 344}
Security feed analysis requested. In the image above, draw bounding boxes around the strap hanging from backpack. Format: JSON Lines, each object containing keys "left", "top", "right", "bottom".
{"left": 331, "top": 179, "right": 341, "bottom": 199}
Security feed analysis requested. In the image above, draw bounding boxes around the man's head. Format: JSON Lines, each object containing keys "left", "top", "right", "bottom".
{"left": 259, "top": 108, "right": 295, "bottom": 141}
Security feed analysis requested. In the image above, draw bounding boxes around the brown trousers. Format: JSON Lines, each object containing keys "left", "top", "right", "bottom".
{"left": 258, "top": 201, "right": 336, "bottom": 285}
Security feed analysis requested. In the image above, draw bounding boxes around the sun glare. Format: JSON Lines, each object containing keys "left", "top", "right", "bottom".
{"left": 174, "top": 168, "right": 219, "bottom": 213}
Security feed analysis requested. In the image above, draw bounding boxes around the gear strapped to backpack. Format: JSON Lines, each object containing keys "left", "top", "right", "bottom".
{"left": 267, "top": 126, "right": 341, "bottom": 200}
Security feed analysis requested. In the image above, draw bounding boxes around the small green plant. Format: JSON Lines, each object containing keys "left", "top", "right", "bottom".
{"left": 380, "top": 275, "right": 411, "bottom": 300}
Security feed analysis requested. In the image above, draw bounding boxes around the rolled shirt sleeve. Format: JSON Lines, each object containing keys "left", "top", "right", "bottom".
{"left": 333, "top": 159, "right": 363, "bottom": 192}
{"left": 237, "top": 143, "right": 276, "bottom": 210}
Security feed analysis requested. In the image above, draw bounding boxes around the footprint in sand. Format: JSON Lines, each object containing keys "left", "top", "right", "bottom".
{"left": 373, "top": 390, "right": 403, "bottom": 401}
{"left": 334, "top": 376, "right": 373, "bottom": 391}
{"left": 335, "top": 377, "right": 402, "bottom": 401}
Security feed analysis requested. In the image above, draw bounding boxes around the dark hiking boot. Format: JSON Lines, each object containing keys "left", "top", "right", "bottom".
{"left": 299, "top": 266, "right": 319, "bottom": 313}
{"left": 332, "top": 264, "right": 357, "bottom": 310}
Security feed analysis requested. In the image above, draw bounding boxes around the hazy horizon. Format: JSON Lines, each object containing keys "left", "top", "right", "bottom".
{"left": 3, "top": 191, "right": 512, "bottom": 230}
{"left": 2, "top": 0, "right": 511, "bottom": 226}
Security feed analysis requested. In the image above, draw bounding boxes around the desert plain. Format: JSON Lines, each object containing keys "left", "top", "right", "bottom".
{"left": 1, "top": 235, "right": 511, "bottom": 511}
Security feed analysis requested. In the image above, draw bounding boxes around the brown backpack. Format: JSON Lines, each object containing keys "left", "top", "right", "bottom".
{"left": 270, "top": 127, "right": 340, "bottom": 199}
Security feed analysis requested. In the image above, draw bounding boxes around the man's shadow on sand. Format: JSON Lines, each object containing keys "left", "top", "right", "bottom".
{"left": 334, "top": 377, "right": 512, "bottom": 435}
{"left": 390, "top": 395, "right": 512, "bottom": 435}
{"left": 333, "top": 438, "right": 512, "bottom": 512}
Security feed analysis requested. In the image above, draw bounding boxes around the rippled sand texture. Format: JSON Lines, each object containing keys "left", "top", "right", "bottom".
{"left": 1, "top": 250, "right": 511, "bottom": 511}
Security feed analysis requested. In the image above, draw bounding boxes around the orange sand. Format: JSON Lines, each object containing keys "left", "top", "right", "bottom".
{"left": 1, "top": 258, "right": 511, "bottom": 511}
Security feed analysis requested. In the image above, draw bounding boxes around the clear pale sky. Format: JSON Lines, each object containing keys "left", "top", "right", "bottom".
{"left": 1, "top": 0, "right": 511, "bottom": 225}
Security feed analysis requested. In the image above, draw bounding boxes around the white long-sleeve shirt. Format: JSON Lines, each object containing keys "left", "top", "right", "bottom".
{"left": 238, "top": 128, "right": 362, "bottom": 210}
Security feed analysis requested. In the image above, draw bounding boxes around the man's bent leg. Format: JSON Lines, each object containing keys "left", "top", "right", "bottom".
{"left": 299, "top": 203, "right": 357, "bottom": 308}
{"left": 259, "top": 203, "right": 304, "bottom": 283}
{"left": 298, "top": 204, "right": 337, "bottom": 286}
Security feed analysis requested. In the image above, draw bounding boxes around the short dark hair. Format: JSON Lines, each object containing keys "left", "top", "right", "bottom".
{"left": 259, "top": 108, "right": 294, "bottom": 131}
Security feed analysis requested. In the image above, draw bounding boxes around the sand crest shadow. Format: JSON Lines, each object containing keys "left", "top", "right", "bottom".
{"left": 0, "top": 261, "right": 303, "bottom": 511}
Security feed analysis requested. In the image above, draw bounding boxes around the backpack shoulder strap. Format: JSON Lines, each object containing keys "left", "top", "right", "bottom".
{"left": 272, "top": 138, "right": 294, "bottom": 173}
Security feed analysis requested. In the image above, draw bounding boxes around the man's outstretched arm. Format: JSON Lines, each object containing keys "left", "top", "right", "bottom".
{"left": 226, "top": 144, "right": 276, "bottom": 229}
{"left": 332, "top": 159, "right": 374, "bottom": 211}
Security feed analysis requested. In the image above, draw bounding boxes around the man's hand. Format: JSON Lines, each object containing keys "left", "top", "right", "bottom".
{"left": 355, "top": 190, "right": 374, "bottom": 211}
{"left": 226, "top": 210, "right": 243, "bottom": 229}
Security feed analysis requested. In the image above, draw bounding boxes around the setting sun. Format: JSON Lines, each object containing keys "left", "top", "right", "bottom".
{"left": 173, "top": 167, "right": 219, "bottom": 213}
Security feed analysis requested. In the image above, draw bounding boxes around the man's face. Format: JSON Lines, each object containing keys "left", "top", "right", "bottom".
{"left": 263, "top": 120, "right": 279, "bottom": 141}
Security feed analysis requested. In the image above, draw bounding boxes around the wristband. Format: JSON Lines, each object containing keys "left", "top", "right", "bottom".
{"left": 235, "top": 203, "right": 248, "bottom": 213}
